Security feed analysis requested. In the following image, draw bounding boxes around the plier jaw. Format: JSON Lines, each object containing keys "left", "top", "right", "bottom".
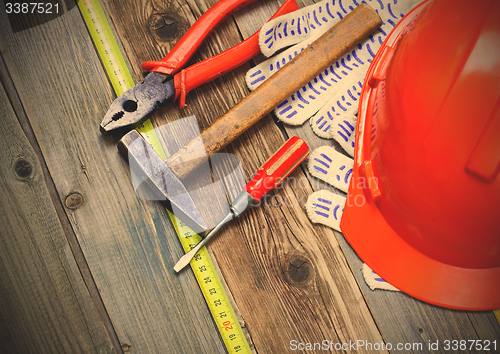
{"left": 100, "top": 0, "right": 300, "bottom": 135}
{"left": 100, "top": 72, "right": 175, "bottom": 135}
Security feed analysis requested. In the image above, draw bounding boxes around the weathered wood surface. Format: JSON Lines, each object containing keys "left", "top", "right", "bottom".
{"left": 0, "top": 63, "right": 114, "bottom": 352}
{"left": 101, "top": 0, "right": 388, "bottom": 353}
{"left": 0, "top": 2, "right": 226, "bottom": 353}
{"left": 0, "top": 0, "right": 499, "bottom": 353}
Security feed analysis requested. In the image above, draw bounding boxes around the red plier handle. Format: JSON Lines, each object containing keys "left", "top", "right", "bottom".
{"left": 172, "top": 0, "right": 299, "bottom": 108}
{"left": 142, "top": 0, "right": 300, "bottom": 108}
{"left": 142, "top": 0, "right": 260, "bottom": 76}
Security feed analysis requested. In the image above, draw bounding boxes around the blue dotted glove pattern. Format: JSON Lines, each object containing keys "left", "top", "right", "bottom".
{"left": 246, "top": 0, "right": 422, "bottom": 156}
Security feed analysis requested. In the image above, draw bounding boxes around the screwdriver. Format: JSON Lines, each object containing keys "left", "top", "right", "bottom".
{"left": 174, "top": 136, "right": 310, "bottom": 272}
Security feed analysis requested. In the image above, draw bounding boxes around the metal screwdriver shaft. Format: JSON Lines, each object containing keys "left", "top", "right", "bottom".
{"left": 174, "top": 194, "right": 251, "bottom": 272}
{"left": 174, "top": 136, "right": 310, "bottom": 272}
{"left": 173, "top": 215, "right": 232, "bottom": 272}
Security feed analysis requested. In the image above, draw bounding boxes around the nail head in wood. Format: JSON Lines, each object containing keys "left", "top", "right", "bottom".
{"left": 121, "top": 343, "right": 132, "bottom": 352}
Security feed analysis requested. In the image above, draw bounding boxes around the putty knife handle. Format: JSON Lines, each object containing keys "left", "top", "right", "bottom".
{"left": 167, "top": 4, "right": 382, "bottom": 179}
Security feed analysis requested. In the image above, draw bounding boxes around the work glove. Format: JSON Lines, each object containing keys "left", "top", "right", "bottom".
{"left": 247, "top": 0, "right": 424, "bottom": 290}
{"left": 246, "top": 0, "right": 422, "bottom": 157}
{"left": 305, "top": 148, "right": 399, "bottom": 291}
{"left": 305, "top": 146, "right": 351, "bottom": 231}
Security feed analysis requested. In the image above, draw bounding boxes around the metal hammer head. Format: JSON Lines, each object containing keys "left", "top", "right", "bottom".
{"left": 118, "top": 130, "right": 207, "bottom": 234}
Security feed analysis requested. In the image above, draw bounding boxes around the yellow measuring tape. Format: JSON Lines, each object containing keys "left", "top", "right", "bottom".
{"left": 78, "top": 1, "right": 252, "bottom": 352}
{"left": 136, "top": 120, "right": 251, "bottom": 354}
{"left": 78, "top": 0, "right": 134, "bottom": 95}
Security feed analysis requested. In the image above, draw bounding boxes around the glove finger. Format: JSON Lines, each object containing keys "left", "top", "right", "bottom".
{"left": 306, "top": 190, "right": 346, "bottom": 231}
{"left": 307, "top": 146, "right": 353, "bottom": 193}
{"left": 259, "top": 0, "right": 339, "bottom": 57}
{"left": 255, "top": 0, "right": 424, "bottom": 126}
{"left": 362, "top": 264, "right": 400, "bottom": 291}
{"left": 246, "top": 0, "right": 347, "bottom": 93}
{"left": 310, "top": 106, "right": 357, "bottom": 157}
{"left": 246, "top": 40, "right": 309, "bottom": 92}
{"left": 272, "top": 34, "right": 373, "bottom": 126}
{"left": 310, "top": 105, "right": 357, "bottom": 139}
{"left": 304, "top": 0, "right": 423, "bottom": 130}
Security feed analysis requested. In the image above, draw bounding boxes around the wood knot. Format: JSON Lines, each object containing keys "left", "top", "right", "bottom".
{"left": 14, "top": 158, "right": 33, "bottom": 179}
{"left": 285, "top": 255, "right": 312, "bottom": 284}
{"left": 65, "top": 192, "right": 84, "bottom": 210}
{"left": 149, "top": 12, "right": 187, "bottom": 44}
{"left": 121, "top": 343, "right": 132, "bottom": 352}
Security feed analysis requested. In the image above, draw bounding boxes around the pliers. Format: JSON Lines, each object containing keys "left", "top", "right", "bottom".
{"left": 100, "top": 0, "right": 299, "bottom": 135}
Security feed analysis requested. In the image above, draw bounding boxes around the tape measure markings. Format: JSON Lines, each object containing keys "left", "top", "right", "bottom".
{"left": 78, "top": 1, "right": 252, "bottom": 352}
{"left": 136, "top": 119, "right": 251, "bottom": 352}
{"left": 77, "top": 0, "right": 134, "bottom": 96}
{"left": 169, "top": 212, "right": 250, "bottom": 354}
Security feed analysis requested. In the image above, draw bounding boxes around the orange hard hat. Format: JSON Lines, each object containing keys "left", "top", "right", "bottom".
{"left": 340, "top": 0, "right": 500, "bottom": 310}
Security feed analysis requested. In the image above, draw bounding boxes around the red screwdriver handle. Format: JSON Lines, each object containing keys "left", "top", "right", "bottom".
{"left": 173, "top": 0, "right": 300, "bottom": 109}
{"left": 246, "top": 137, "right": 310, "bottom": 203}
{"left": 142, "top": 0, "right": 260, "bottom": 76}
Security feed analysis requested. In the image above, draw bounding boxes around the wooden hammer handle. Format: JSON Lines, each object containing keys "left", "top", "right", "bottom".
{"left": 167, "top": 4, "right": 381, "bottom": 179}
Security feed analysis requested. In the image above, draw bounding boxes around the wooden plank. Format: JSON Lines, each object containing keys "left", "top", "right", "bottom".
{"left": 101, "top": 0, "right": 387, "bottom": 352}
{"left": 206, "top": 124, "right": 387, "bottom": 352}
{"left": 468, "top": 312, "right": 500, "bottom": 343}
{"left": 0, "top": 69, "right": 114, "bottom": 352}
{"left": 231, "top": 0, "right": 500, "bottom": 349}
{"left": 0, "top": 3, "right": 226, "bottom": 353}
